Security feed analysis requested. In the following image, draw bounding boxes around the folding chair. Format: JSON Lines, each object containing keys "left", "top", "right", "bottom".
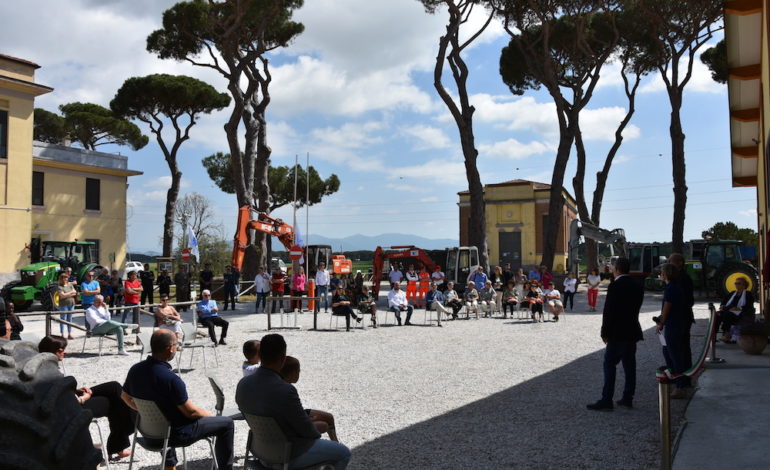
{"left": 81, "top": 331, "right": 116, "bottom": 356}
{"left": 91, "top": 417, "right": 110, "bottom": 469}
{"left": 179, "top": 323, "right": 220, "bottom": 372}
{"left": 128, "top": 396, "right": 218, "bottom": 470}
{"left": 242, "top": 414, "right": 334, "bottom": 470}
{"left": 207, "top": 374, "right": 243, "bottom": 420}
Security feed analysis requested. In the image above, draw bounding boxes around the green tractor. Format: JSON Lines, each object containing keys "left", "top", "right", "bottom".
{"left": 1, "top": 241, "right": 101, "bottom": 311}
{"left": 686, "top": 239, "right": 758, "bottom": 299}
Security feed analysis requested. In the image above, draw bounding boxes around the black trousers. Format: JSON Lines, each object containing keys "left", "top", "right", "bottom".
{"left": 140, "top": 288, "right": 154, "bottom": 311}
{"left": 601, "top": 340, "right": 637, "bottom": 403}
{"left": 199, "top": 316, "right": 229, "bottom": 343}
{"left": 332, "top": 306, "right": 359, "bottom": 330}
{"left": 563, "top": 291, "right": 575, "bottom": 309}
{"left": 82, "top": 381, "right": 136, "bottom": 454}
{"left": 223, "top": 289, "right": 237, "bottom": 310}
{"left": 159, "top": 416, "right": 234, "bottom": 469}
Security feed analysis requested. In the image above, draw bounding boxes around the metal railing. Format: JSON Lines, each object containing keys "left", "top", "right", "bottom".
{"left": 655, "top": 303, "right": 718, "bottom": 470}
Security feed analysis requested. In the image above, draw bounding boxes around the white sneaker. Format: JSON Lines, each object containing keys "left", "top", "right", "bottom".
{"left": 117, "top": 349, "right": 129, "bottom": 356}
{"left": 126, "top": 324, "right": 139, "bottom": 330}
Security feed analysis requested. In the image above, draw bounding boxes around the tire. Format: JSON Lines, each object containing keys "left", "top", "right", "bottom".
{"left": 714, "top": 262, "right": 759, "bottom": 298}
{"left": 41, "top": 283, "right": 58, "bottom": 312}
{"left": 1, "top": 280, "right": 21, "bottom": 305}
{"left": 0, "top": 340, "right": 103, "bottom": 470}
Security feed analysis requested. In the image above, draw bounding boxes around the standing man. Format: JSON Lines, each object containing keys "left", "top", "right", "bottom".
{"left": 387, "top": 282, "right": 413, "bottom": 326}
{"left": 157, "top": 269, "right": 172, "bottom": 299}
{"left": 140, "top": 264, "right": 155, "bottom": 312}
{"left": 388, "top": 264, "right": 403, "bottom": 288}
{"left": 468, "top": 265, "right": 488, "bottom": 291}
{"left": 199, "top": 263, "right": 214, "bottom": 293}
{"left": 587, "top": 258, "right": 644, "bottom": 411}
{"left": 315, "top": 262, "right": 331, "bottom": 313}
{"left": 81, "top": 270, "right": 101, "bottom": 332}
{"left": 236, "top": 334, "right": 351, "bottom": 470}
{"left": 431, "top": 265, "right": 446, "bottom": 291}
{"left": 174, "top": 266, "right": 191, "bottom": 312}
{"left": 254, "top": 266, "right": 271, "bottom": 314}
{"left": 668, "top": 253, "right": 694, "bottom": 383}
{"left": 198, "top": 289, "right": 229, "bottom": 345}
{"left": 122, "top": 329, "right": 234, "bottom": 470}
{"left": 223, "top": 266, "right": 239, "bottom": 311}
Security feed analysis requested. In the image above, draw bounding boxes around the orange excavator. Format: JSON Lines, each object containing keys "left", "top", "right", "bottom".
{"left": 231, "top": 205, "right": 351, "bottom": 274}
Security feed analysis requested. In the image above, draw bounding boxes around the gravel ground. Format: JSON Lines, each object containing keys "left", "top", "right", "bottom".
{"left": 23, "top": 285, "right": 710, "bottom": 470}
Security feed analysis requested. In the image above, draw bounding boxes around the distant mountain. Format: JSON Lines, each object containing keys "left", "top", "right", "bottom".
{"left": 283, "top": 233, "right": 459, "bottom": 251}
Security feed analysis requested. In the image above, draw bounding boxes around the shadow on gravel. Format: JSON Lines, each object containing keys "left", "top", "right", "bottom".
{"left": 349, "top": 324, "right": 693, "bottom": 470}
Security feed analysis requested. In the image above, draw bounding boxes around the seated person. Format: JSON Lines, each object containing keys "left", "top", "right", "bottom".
{"left": 544, "top": 282, "right": 563, "bottom": 322}
{"left": 155, "top": 295, "right": 183, "bottom": 341}
{"left": 3, "top": 300, "right": 23, "bottom": 340}
{"left": 387, "top": 282, "right": 413, "bottom": 326}
{"left": 236, "top": 334, "right": 351, "bottom": 470}
{"left": 242, "top": 339, "right": 261, "bottom": 377}
{"left": 85, "top": 295, "right": 138, "bottom": 356}
{"left": 716, "top": 277, "right": 755, "bottom": 342}
{"left": 443, "top": 282, "right": 463, "bottom": 319}
{"left": 122, "top": 330, "right": 234, "bottom": 470}
{"left": 331, "top": 285, "right": 362, "bottom": 332}
{"left": 525, "top": 281, "right": 544, "bottom": 321}
{"left": 197, "top": 289, "right": 229, "bottom": 345}
{"left": 479, "top": 280, "right": 497, "bottom": 317}
{"left": 501, "top": 281, "right": 518, "bottom": 317}
{"left": 38, "top": 335, "right": 136, "bottom": 461}
{"left": 425, "top": 282, "right": 451, "bottom": 325}
{"left": 280, "top": 356, "right": 339, "bottom": 442}
{"left": 356, "top": 285, "right": 378, "bottom": 328}
{"left": 463, "top": 281, "right": 480, "bottom": 318}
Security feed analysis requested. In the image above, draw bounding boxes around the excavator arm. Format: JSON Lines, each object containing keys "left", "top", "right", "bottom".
{"left": 231, "top": 205, "right": 296, "bottom": 271}
{"left": 568, "top": 219, "right": 628, "bottom": 275}
{"left": 370, "top": 245, "right": 437, "bottom": 297}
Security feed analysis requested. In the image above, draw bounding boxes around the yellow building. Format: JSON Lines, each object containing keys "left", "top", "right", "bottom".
{"left": 0, "top": 53, "right": 142, "bottom": 283}
{"left": 0, "top": 54, "right": 52, "bottom": 282}
{"left": 31, "top": 141, "right": 142, "bottom": 271}
{"left": 458, "top": 179, "right": 577, "bottom": 272}
{"left": 724, "top": 0, "right": 768, "bottom": 318}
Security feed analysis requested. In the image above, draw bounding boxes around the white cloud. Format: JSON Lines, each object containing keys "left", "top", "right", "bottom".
{"left": 401, "top": 125, "right": 452, "bottom": 150}
{"left": 580, "top": 108, "right": 641, "bottom": 142}
{"left": 307, "top": 121, "right": 388, "bottom": 171}
{"left": 143, "top": 176, "right": 190, "bottom": 190}
{"left": 420, "top": 196, "right": 440, "bottom": 203}
{"left": 479, "top": 138, "right": 554, "bottom": 160}
{"left": 395, "top": 159, "right": 467, "bottom": 185}
{"left": 385, "top": 183, "right": 431, "bottom": 194}
{"left": 740, "top": 209, "right": 758, "bottom": 217}
{"left": 614, "top": 154, "right": 632, "bottom": 164}
{"left": 640, "top": 51, "right": 725, "bottom": 95}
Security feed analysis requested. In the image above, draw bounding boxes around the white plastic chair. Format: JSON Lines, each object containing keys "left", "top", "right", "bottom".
{"left": 207, "top": 374, "right": 243, "bottom": 420}
{"left": 128, "top": 396, "right": 217, "bottom": 470}
{"left": 179, "top": 323, "right": 220, "bottom": 372}
{"left": 242, "top": 414, "right": 333, "bottom": 470}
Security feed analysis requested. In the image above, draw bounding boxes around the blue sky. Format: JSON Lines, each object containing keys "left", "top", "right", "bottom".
{"left": 2, "top": 0, "right": 754, "bottom": 253}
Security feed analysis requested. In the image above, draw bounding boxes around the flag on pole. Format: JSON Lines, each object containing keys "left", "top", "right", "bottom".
{"left": 186, "top": 226, "right": 199, "bottom": 262}
{"left": 294, "top": 224, "right": 305, "bottom": 247}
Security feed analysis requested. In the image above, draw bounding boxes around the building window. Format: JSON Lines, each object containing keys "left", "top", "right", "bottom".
{"left": 32, "top": 171, "right": 44, "bottom": 206}
{"left": 85, "top": 178, "right": 100, "bottom": 211}
{"left": 0, "top": 110, "right": 7, "bottom": 158}
{"left": 85, "top": 239, "right": 100, "bottom": 265}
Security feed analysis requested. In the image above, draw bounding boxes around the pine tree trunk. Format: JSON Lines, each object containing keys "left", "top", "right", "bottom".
{"left": 541, "top": 130, "right": 574, "bottom": 270}
{"left": 162, "top": 170, "right": 182, "bottom": 257}
{"left": 670, "top": 91, "right": 687, "bottom": 253}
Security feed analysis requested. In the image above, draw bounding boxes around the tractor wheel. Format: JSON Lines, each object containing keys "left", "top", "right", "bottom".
{"left": 41, "top": 283, "right": 58, "bottom": 312}
{"left": 0, "top": 340, "right": 103, "bottom": 469}
{"left": 1, "top": 280, "right": 20, "bottom": 305}
{"left": 715, "top": 262, "right": 759, "bottom": 298}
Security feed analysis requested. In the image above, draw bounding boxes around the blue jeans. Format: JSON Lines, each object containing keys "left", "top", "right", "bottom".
{"left": 255, "top": 292, "right": 268, "bottom": 312}
{"left": 316, "top": 285, "right": 329, "bottom": 311}
{"left": 602, "top": 340, "right": 637, "bottom": 403}
{"left": 121, "top": 303, "right": 139, "bottom": 324}
{"left": 663, "top": 326, "right": 691, "bottom": 389}
{"left": 289, "top": 439, "right": 351, "bottom": 470}
{"left": 159, "top": 416, "right": 234, "bottom": 469}
{"left": 58, "top": 305, "right": 74, "bottom": 333}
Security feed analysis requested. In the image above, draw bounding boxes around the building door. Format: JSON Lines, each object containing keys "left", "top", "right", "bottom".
{"left": 499, "top": 232, "right": 522, "bottom": 270}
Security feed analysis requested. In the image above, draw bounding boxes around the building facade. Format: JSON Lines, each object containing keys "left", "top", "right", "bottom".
{"left": 458, "top": 179, "right": 578, "bottom": 272}
{"left": 725, "top": 0, "right": 768, "bottom": 318}
{"left": 0, "top": 54, "right": 141, "bottom": 283}
{"left": 0, "top": 54, "right": 52, "bottom": 282}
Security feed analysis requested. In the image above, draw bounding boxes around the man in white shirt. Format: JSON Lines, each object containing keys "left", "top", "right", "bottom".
{"left": 387, "top": 282, "right": 413, "bottom": 326}
{"left": 315, "top": 262, "right": 331, "bottom": 312}
{"left": 85, "top": 295, "right": 138, "bottom": 355}
{"left": 431, "top": 265, "right": 445, "bottom": 290}
{"left": 254, "top": 266, "right": 272, "bottom": 313}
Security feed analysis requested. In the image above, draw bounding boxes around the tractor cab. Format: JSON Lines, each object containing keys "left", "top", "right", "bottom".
{"left": 444, "top": 246, "right": 480, "bottom": 293}
{"left": 41, "top": 241, "right": 96, "bottom": 275}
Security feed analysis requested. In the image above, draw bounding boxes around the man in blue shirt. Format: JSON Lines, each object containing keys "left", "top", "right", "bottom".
{"left": 197, "top": 289, "right": 229, "bottom": 345}
{"left": 122, "top": 330, "right": 234, "bottom": 469}
{"left": 81, "top": 270, "right": 100, "bottom": 332}
{"left": 468, "top": 266, "right": 488, "bottom": 291}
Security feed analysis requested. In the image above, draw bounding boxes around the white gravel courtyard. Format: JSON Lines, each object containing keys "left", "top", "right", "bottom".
{"left": 31, "top": 286, "right": 708, "bottom": 470}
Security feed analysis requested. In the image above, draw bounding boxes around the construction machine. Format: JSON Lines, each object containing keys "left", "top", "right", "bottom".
{"left": 370, "top": 245, "right": 480, "bottom": 297}
{"left": 567, "top": 219, "right": 629, "bottom": 276}
{"left": 231, "top": 205, "right": 348, "bottom": 275}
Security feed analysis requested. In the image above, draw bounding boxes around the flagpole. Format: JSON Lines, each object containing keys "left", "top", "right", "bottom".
{"left": 305, "top": 152, "right": 310, "bottom": 265}
{"left": 292, "top": 154, "right": 298, "bottom": 232}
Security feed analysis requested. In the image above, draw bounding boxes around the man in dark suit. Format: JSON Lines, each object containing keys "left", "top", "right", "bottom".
{"left": 587, "top": 257, "right": 644, "bottom": 411}
{"left": 668, "top": 253, "right": 694, "bottom": 388}
{"left": 236, "top": 334, "right": 351, "bottom": 469}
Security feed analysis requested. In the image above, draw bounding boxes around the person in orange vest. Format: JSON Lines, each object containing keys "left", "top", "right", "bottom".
{"left": 417, "top": 265, "right": 431, "bottom": 308}
{"left": 405, "top": 264, "right": 419, "bottom": 306}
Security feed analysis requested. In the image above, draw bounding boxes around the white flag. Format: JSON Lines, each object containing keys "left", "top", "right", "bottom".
{"left": 187, "top": 226, "right": 200, "bottom": 262}
{"left": 294, "top": 223, "right": 305, "bottom": 247}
